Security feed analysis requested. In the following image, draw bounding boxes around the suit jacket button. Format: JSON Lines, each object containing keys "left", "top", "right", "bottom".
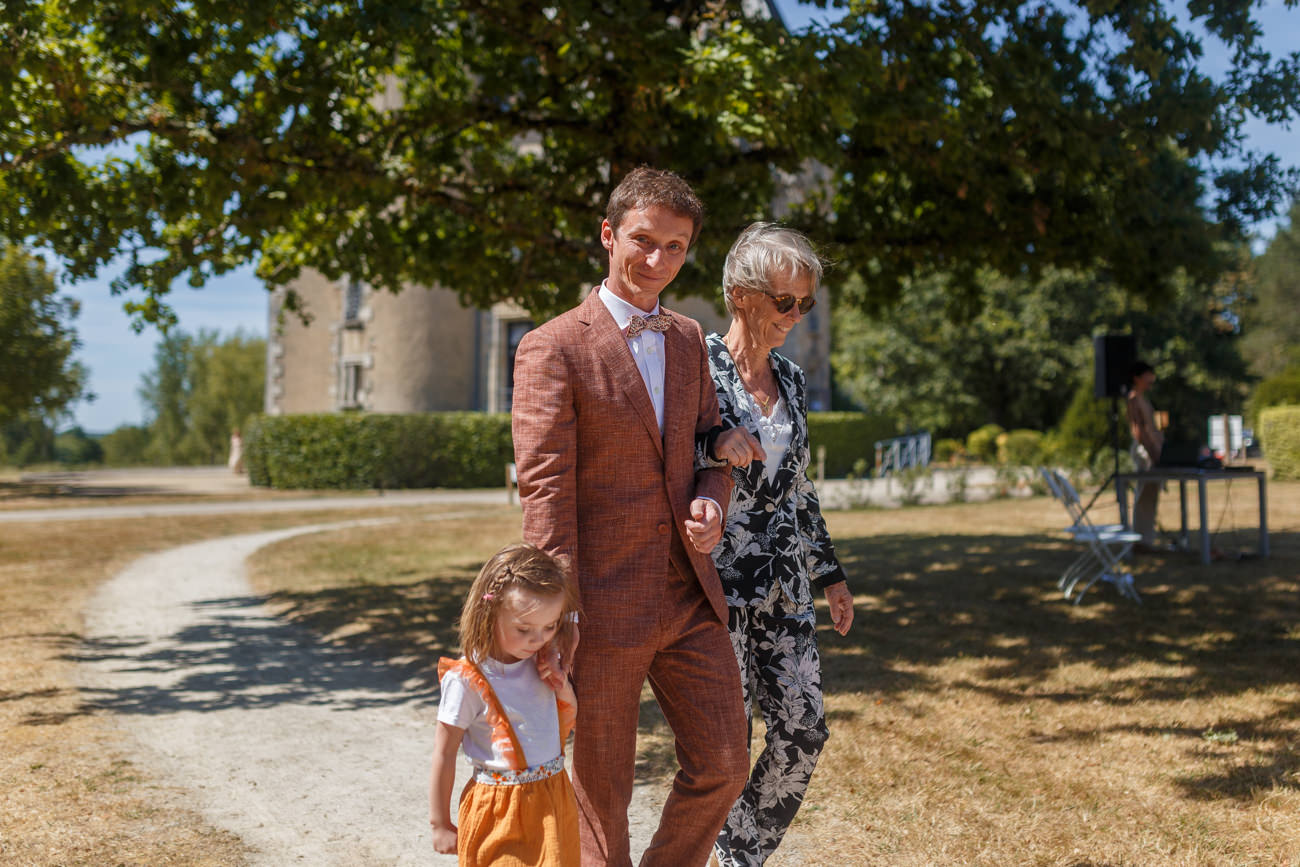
{"left": 657, "top": 522, "right": 669, "bottom": 535}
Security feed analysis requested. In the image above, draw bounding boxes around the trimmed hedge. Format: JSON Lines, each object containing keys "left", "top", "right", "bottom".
{"left": 244, "top": 412, "right": 513, "bottom": 489}
{"left": 966, "top": 423, "right": 1005, "bottom": 462}
{"left": 1259, "top": 405, "right": 1300, "bottom": 481}
{"left": 933, "top": 437, "right": 965, "bottom": 463}
{"left": 807, "top": 412, "right": 898, "bottom": 477}
{"left": 998, "top": 429, "right": 1045, "bottom": 466}
{"left": 244, "top": 409, "right": 893, "bottom": 489}
{"left": 1249, "top": 367, "right": 1300, "bottom": 427}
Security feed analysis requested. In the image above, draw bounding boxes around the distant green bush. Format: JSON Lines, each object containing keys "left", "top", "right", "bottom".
{"left": 100, "top": 425, "right": 152, "bottom": 466}
{"left": 933, "top": 437, "right": 965, "bottom": 463}
{"left": 1259, "top": 406, "right": 1300, "bottom": 481}
{"left": 806, "top": 412, "right": 899, "bottom": 477}
{"left": 244, "top": 413, "right": 513, "bottom": 489}
{"left": 1044, "top": 383, "right": 1112, "bottom": 471}
{"left": 1248, "top": 367, "right": 1300, "bottom": 428}
{"left": 998, "top": 429, "right": 1044, "bottom": 466}
{"left": 965, "top": 423, "right": 1005, "bottom": 462}
{"left": 53, "top": 427, "right": 103, "bottom": 465}
{"left": 0, "top": 415, "right": 53, "bottom": 467}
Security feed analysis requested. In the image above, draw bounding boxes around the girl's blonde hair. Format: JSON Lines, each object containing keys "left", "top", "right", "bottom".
{"left": 459, "top": 543, "right": 580, "bottom": 663}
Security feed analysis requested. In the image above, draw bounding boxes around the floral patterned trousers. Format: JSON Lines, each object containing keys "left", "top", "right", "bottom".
{"left": 714, "top": 589, "right": 829, "bottom": 866}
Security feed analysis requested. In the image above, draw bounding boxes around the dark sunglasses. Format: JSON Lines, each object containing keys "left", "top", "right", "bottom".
{"left": 762, "top": 291, "right": 816, "bottom": 315}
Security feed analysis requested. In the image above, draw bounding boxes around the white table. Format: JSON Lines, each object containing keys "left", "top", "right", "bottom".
{"left": 1114, "top": 468, "right": 1269, "bottom": 564}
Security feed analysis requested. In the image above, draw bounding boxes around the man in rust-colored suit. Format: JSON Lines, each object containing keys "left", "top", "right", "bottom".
{"left": 511, "top": 167, "right": 748, "bottom": 866}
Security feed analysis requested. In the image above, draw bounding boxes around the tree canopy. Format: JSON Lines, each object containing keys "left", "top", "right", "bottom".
{"left": 1240, "top": 196, "right": 1300, "bottom": 379}
{"left": 2, "top": 0, "right": 1298, "bottom": 326}
{"left": 138, "top": 328, "right": 265, "bottom": 464}
{"left": 0, "top": 241, "right": 89, "bottom": 425}
{"left": 831, "top": 259, "right": 1252, "bottom": 443}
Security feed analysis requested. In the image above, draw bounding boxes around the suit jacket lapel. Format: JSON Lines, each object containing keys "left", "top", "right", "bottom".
{"left": 579, "top": 289, "right": 664, "bottom": 457}
{"left": 662, "top": 314, "right": 694, "bottom": 453}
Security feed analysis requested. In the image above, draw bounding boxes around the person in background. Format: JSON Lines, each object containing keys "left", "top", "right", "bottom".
{"left": 228, "top": 428, "right": 244, "bottom": 474}
{"left": 1126, "top": 360, "right": 1163, "bottom": 552}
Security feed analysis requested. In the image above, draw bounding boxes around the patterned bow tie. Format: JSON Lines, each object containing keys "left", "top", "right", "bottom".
{"left": 625, "top": 313, "right": 671, "bottom": 338}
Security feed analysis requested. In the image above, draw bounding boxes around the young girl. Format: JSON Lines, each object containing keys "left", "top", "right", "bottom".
{"left": 429, "top": 543, "right": 581, "bottom": 865}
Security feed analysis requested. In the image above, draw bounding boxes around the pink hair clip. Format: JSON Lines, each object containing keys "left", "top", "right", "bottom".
{"left": 482, "top": 592, "right": 495, "bottom": 601}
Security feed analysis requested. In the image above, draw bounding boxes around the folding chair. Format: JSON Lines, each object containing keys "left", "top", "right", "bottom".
{"left": 1039, "top": 468, "right": 1142, "bottom": 604}
{"left": 1039, "top": 468, "right": 1127, "bottom": 537}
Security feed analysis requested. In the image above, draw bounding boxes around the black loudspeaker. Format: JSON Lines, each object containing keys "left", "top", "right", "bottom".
{"left": 1093, "top": 335, "right": 1136, "bottom": 398}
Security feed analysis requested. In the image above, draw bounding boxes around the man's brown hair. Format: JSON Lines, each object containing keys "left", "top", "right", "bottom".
{"left": 605, "top": 166, "right": 704, "bottom": 247}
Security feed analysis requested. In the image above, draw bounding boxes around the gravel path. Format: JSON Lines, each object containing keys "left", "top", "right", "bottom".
{"left": 76, "top": 517, "right": 666, "bottom": 865}
{"left": 0, "top": 489, "right": 508, "bottom": 523}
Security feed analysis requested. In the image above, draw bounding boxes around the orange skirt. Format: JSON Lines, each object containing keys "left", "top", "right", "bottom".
{"left": 457, "top": 766, "right": 580, "bottom": 866}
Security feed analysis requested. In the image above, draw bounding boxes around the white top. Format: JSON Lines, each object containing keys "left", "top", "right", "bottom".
{"left": 598, "top": 282, "right": 665, "bottom": 434}
{"left": 437, "top": 657, "right": 561, "bottom": 771}
{"left": 746, "top": 393, "right": 793, "bottom": 486}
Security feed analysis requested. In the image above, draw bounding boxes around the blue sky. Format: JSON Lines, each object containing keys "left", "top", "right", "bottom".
{"left": 59, "top": 1, "right": 1299, "bottom": 433}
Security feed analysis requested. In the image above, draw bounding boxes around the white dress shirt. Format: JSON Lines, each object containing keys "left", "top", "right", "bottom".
{"left": 598, "top": 282, "right": 666, "bottom": 434}
{"left": 597, "top": 282, "right": 721, "bottom": 520}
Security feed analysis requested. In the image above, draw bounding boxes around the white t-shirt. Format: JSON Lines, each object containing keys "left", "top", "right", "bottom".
{"left": 437, "top": 657, "right": 561, "bottom": 771}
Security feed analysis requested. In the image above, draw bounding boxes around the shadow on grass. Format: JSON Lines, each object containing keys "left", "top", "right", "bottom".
{"left": 823, "top": 528, "right": 1300, "bottom": 800}
{"left": 825, "top": 529, "right": 1299, "bottom": 696}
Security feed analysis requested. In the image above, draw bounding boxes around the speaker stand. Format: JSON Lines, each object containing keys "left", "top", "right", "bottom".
{"left": 1082, "top": 395, "right": 1122, "bottom": 517}
{"left": 1110, "top": 395, "right": 1121, "bottom": 479}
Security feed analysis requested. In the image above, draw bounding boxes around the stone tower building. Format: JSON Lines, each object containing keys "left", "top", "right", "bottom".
{"left": 264, "top": 277, "right": 832, "bottom": 417}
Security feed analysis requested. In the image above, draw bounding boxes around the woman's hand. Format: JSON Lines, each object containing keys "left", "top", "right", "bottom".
{"left": 714, "top": 427, "right": 766, "bottom": 467}
{"left": 824, "top": 582, "right": 854, "bottom": 636}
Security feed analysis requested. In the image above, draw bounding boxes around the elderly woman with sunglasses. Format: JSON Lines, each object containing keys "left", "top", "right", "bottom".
{"left": 699, "top": 222, "right": 854, "bottom": 867}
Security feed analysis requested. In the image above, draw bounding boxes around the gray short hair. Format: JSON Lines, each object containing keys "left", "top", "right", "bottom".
{"left": 722, "top": 222, "right": 823, "bottom": 314}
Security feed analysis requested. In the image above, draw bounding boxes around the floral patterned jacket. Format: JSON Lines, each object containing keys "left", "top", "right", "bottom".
{"left": 701, "top": 333, "right": 847, "bottom": 610}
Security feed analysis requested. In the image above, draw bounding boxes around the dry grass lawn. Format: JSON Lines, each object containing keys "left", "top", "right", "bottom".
{"left": 245, "top": 480, "right": 1300, "bottom": 866}
{"left": 4, "top": 475, "right": 1295, "bottom": 865}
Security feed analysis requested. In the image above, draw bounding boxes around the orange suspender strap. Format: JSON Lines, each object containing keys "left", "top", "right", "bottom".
{"left": 437, "top": 657, "right": 527, "bottom": 770}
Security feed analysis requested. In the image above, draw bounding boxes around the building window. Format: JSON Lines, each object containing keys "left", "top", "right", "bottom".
{"left": 341, "top": 360, "right": 365, "bottom": 409}
{"left": 343, "top": 279, "right": 364, "bottom": 328}
{"left": 503, "top": 320, "right": 534, "bottom": 410}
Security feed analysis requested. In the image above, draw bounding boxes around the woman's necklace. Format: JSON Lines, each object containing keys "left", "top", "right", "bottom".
{"left": 726, "top": 334, "right": 776, "bottom": 416}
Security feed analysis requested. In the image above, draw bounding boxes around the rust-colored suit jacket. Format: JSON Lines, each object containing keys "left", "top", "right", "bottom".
{"left": 511, "top": 288, "right": 733, "bottom": 647}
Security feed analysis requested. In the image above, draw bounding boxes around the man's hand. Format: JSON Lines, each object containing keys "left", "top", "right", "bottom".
{"left": 824, "top": 582, "right": 854, "bottom": 636}
{"left": 684, "top": 497, "right": 723, "bottom": 553}
{"left": 714, "top": 427, "right": 766, "bottom": 467}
